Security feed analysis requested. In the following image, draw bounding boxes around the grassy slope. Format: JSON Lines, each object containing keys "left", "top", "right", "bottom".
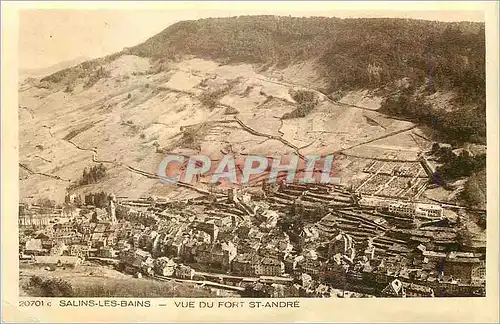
{"left": 20, "top": 264, "right": 219, "bottom": 297}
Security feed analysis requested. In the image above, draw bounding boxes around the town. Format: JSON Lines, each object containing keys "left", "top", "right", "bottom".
{"left": 19, "top": 144, "right": 486, "bottom": 298}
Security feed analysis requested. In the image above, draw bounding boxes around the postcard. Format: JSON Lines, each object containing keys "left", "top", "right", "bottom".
{"left": 2, "top": 1, "right": 498, "bottom": 322}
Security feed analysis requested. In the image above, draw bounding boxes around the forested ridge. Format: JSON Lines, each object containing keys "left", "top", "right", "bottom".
{"left": 130, "top": 17, "right": 483, "bottom": 93}
{"left": 130, "top": 16, "right": 485, "bottom": 143}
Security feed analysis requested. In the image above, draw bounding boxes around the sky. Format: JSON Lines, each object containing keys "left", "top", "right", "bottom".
{"left": 18, "top": 4, "right": 485, "bottom": 70}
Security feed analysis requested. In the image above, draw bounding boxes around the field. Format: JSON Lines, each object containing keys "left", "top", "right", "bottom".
{"left": 19, "top": 262, "right": 227, "bottom": 297}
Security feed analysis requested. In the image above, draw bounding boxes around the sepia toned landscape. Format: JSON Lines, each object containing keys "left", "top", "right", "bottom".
{"left": 18, "top": 14, "right": 486, "bottom": 298}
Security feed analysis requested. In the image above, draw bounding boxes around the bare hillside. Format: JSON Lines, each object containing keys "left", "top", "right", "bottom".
{"left": 19, "top": 54, "right": 421, "bottom": 202}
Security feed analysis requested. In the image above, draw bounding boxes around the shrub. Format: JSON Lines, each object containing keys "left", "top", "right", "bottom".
{"left": 124, "top": 16, "right": 485, "bottom": 142}
{"left": 25, "top": 276, "right": 74, "bottom": 297}
{"left": 282, "top": 89, "right": 319, "bottom": 119}
{"left": 79, "top": 164, "right": 107, "bottom": 186}
{"left": 224, "top": 106, "right": 239, "bottom": 115}
{"left": 36, "top": 81, "right": 51, "bottom": 89}
{"left": 64, "top": 82, "right": 75, "bottom": 93}
{"left": 459, "top": 171, "right": 486, "bottom": 209}
{"left": 29, "top": 275, "right": 43, "bottom": 287}
{"left": 84, "top": 67, "right": 111, "bottom": 89}
{"left": 199, "top": 78, "right": 240, "bottom": 109}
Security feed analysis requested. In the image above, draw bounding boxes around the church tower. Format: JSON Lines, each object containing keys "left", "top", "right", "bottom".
{"left": 108, "top": 193, "right": 117, "bottom": 224}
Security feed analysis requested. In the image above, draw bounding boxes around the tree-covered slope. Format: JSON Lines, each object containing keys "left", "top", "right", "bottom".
{"left": 129, "top": 16, "right": 484, "bottom": 97}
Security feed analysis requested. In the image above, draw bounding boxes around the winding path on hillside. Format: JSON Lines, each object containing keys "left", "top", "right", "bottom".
{"left": 19, "top": 162, "right": 70, "bottom": 182}
{"left": 333, "top": 125, "right": 417, "bottom": 154}
{"left": 252, "top": 75, "right": 420, "bottom": 157}
{"left": 67, "top": 136, "right": 213, "bottom": 196}
{"left": 23, "top": 121, "right": 214, "bottom": 195}
{"left": 255, "top": 76, "right": 378, "bottom": 112}
{"left": 233, "top": 115, "right": 306, "bottom": 160}
{"left": 20, "top": 69, "right": 416, "bottom": 194}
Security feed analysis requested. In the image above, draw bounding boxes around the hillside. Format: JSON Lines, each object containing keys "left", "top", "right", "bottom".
{"left": 19, "top": 56, "right": 91, "bottom": 81}
{"left": 19, "top": 16, "right": 486, "bottom": 204}
{"left": 42, "top": 16, "right": 486, "bottom": 144}
{"left": 19, "top": 55, "right": 419, "bottom": 202}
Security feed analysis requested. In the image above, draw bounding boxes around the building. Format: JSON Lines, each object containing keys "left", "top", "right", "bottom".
{"left": 93, "top": 222, "right": 109, "bottom": 233}
{"left": 327, "top": 232, "right": 355, "bottom": 262}
{"left": 107, "top": 194, "right": 118, "bottom": 224}
{"left": 90, "top": 232, "right": 107, "bottom": 248}
{"left": 300, "top": 258, "right": 322, "bottom": 277}
{"left": 381, "top": 279, "right": 406, "bottom": 297}
{"left": 420, "top": 156, "right": 437, "bottom": 178}
{"left": 232, "top": 253, "right": 254, "bottom": 276}
{"left": 35, "top": 233, "right": 55, "bottom": 250}
{"left": 257, "top": 257, "right": 282, "bottom": 276}
{"left": 431, "top": 142, "right": 452, "bottom": 153}
{"left": 387, "top": 202, "right": 443, "bottom": 219}
{"left": 452, "top": 148, "right": 472, "bottom": 158}
{"left": 107, "top": 233, "right": 118, "bottom": 246}
{"left": 68, "top": 244, "right": 91, "bottom": 258}
{"left": 154, "top": 257, "right": 177, "bottom": 276}
{"left": 467, "top": 144, "right": 486, "bottom": 157}
{"left": 415, "top": 204, "right": 443, "bottom": 219}
{"left": 193, "top": 242, "right": 232, "bottom": 271}
{"left": 24, "top": 239, "right": 45, "bottom": 255}
{"left": 168, "top": 236, "right": 185, "bottom": 257}
{"left": 119, "top": 248, "right": 154, "bottom": 274}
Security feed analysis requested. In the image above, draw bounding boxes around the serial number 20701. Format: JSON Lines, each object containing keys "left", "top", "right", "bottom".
{"left": 19, "top": 300, "right": 48, "bottom": 307}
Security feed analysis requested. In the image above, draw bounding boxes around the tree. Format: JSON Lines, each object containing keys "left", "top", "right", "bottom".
{"left": 74, "top": 195, "right": 83, "bottom": 207}
{"left": 40, "top": 278, "right": 74, "bottom": 297}
{"left": 27, "top": 276, "right": 74, "bottom": 297}
{"left": 82, "top": 168, "right": 89, "bottom": 185}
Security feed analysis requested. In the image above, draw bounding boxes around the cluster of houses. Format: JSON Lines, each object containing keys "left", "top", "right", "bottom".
{"left": 19, "top": 181, "right": 486, "bottom": 297}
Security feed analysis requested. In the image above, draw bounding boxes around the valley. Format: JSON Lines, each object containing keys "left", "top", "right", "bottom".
{"left": 17, "top": 15, "right": 487, "bottom": 299}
